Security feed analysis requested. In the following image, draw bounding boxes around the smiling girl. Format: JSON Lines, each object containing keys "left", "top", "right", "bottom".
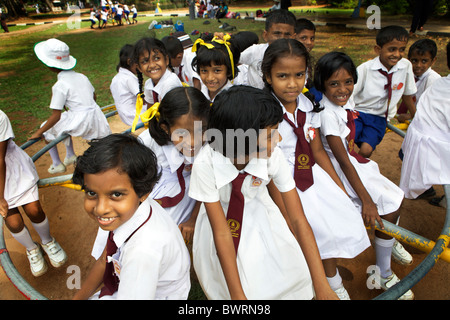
{"left": 133, "top": 37, "right": 183, "bottom": 113}
{"left": 191, "top": 34, "right": 240, "bottom": 102}
{"left": 261, "top": 39, "right": 370, "bottom": 300}
{"left": 315, "top": 51, "right": 414, "bottom": 300}
{"left": 138, "top": 86, "right": 210, "bottom": 243}
{"left": 72, "top": 133, "right": 191, "bottom": 300}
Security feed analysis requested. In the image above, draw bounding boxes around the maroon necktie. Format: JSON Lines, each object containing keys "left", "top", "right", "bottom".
{"left": 283, "top": 110, "right": 315, "bottom": 191}
{"left": 378, "top": 69, "right": 393, "bottom": 119}
{"left": 155, "top": 163, "right": 186, "bottom": 208}
{"left": 346, "top": 110, "right": 369, "bottom": 163}
{"left": 226, "top": 172, "right": 249, "bottom": 253}
{"left": 99, "top": 209, "right": 152, "bottom": 298}
{"left": 177, "top": 65, "right": 183, "bottom": 82}
{"left": 152, "top": 90, "right": 159, "bottom": 104}
{"left": 99, "top": 231, "right": 119, "bottom": 298}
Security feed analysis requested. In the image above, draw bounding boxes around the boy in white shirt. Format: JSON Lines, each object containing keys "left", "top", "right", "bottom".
{"left": 239, "top": 9, "right": 297, "bottom": 89}
{"left": 397, "top": 38, "right": 441, "bottom": 123}
{"left": 352, "top": 25, "right": 417, "bottom": 158}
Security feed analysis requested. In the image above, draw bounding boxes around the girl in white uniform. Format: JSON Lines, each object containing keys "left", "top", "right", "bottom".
{"left": 139, "top": 86, "right": 210, "bottom": 242}
{"left": 314, "top": 51, "right": 414, "bottom": 300}
{"left": 72, "top": 134, "right": 190, "bottom": 300}
{"left": 131, "top": 37, "right": 183, "bottom": 132}
{"left": 261, "top": 39, "right": 370, "bottom": 300}
{"left": 110, "top": 44, "right": 147, "bottom": 127}
{"left": 191, "top": 34, "right": 239, "bottom": 102}
{"left": 0, "top": 110, "right": 67, "bottom": 277}
{"left": 189, "top": 85, "right": 337, "bottom": 300}
{"left": 30, "top": 38, "right": 111, "bottom": 174}
{"left": 400, "top": 43, "right": 450, "bottom": 200}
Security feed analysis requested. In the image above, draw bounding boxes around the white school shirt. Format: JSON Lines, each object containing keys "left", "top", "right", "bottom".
{"left": 414, "top": 67, "right": 441, "bottom": 103}
{"left": 139, "top": 130, "right": 196, "bottom": 225}
{"left": 238, "top": 43, "right": 269, "bottom": 90}
{"left": 353, "top": 56, "right": 417, "bottom": 120}
{"left": 400, "top": 74, "right": 450, "bottom": 198}
{"left": 90, "top": 11, "right": 96, "bottom": 19}
{"left": 101, "top": 10, "right": 108, "bottom": 20}
{"left": 110, "top": 67, "right": 144, "bottom": 126}
{"left": 143, "top": 69, "right": 183, "bottom": 105}
{"left": 0, "top": 110, "right": 39, "bottom": 209}
{"left": 117, "top": 7, "right": 123, "bottom": 15}
{"left": 200, "top": 79, "right": 232, "bottom": 102}
{"left": 97, "top": 198, "right": 191, "bottom": 300}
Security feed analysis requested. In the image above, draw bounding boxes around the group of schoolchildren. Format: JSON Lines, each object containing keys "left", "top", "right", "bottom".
{"left": 89, "top": 1, "right": 138, "bottom": 29}
{"left": 1, "top": 8, "right": 449, "bottom": 300}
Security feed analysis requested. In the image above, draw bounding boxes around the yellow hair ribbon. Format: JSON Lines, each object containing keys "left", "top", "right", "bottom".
{"left": 192, "top": 38, "right": 215, "bottom": 52}
{"left": 131, "top": 93, "right": 144, "bottom": 132}
{"left": 302, "top": 87, "right": 309, "bottom": 94}
{"left": 140, "top": 102, "right": 160, "bottom": 125}
{"left": 212, "top": 33, "right": 235, "bottom": 80}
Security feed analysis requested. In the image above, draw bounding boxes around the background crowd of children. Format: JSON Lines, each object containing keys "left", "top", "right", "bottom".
{"left": 89, "top": 1, "right": 138, "bottom": 29}
{"left": 1, "top": 7, "right": 449, "bottom": 301}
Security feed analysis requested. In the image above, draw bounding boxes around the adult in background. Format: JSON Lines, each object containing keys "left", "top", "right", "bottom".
{"left": 0, "top": 7, "right": 9, "bottom": 33}
{"left": 187, "top": 0, "right": 196, "bottom": 20}
{"left": 409, "top": 0, "right": 434, "bottom": 35}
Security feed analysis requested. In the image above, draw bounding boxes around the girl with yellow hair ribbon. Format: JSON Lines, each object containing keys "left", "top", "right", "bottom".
{"left": 191, "top": 33, "right": 240, "bottom": 101}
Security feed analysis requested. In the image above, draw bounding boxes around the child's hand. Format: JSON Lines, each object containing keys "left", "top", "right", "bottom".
{"left": 28, "top": 132, "right": 43, "bottom": 141}
{"left": 362, "top": 201, "right": 383, "bottom": 230}
{"left": 179, "top": 220, "right": 195, "bottom": 244}
{"left": 0, "top": 199, "right": 8, "bottom": 218}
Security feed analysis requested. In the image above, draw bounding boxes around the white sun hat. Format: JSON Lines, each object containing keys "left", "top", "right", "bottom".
{"left": 34, "top": 38, "right": 77, "bottom": 70}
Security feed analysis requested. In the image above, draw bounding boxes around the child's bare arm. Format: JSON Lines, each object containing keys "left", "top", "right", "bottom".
{"left": 28, "top": 109, "right": 62, "bottom": 141}
{"left": 73, "top": 248, "right": 107, "bottom": 300}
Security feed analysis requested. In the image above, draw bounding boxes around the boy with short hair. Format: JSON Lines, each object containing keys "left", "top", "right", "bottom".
{"left": 161, "top": 35, "right": 185, "bottom": 83}
{"left": 397, "top": 38, "right": 441, "bottom": 122}
{"left": 352, "top": 25, "right": 417, "bottom": 158}
{"left": 295, "top": 18, "right": 316, "bottom": 52}
{"left": 239, "top": 9, "right": 297, "bottom": 89}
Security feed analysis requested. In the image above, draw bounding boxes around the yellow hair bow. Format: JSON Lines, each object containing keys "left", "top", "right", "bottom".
{"left": 131, "top": 93, "right": 145, "bottom": 132}
{"left": 302, "top": 87, "right": 309, "bottom": 94}
{"left": 140, "top": 102, "right": 160, "bottom": 124}
{"left": 212, "top": 33, "right": 235, "bottom": 80}
{"left": 192, "top": 38, "right": 215, "bottom": 52}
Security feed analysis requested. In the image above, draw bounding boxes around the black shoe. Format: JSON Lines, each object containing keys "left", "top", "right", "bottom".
{"left": 429, "top": 195, "right": 445, "bottom": 207}
{"left": 416, "top": 187, "right": 436, "bottom": 199}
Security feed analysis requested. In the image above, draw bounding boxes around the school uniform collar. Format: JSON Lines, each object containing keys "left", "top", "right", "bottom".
{"left": 202, "top": 80, "right": 233, "bottom": 101}
{"left": 416, "top": 67, "right": 432, "bottom": 81}
{"left": 112, "top": 198, "right": 151, "bottom": 248}
{"left": 371, "top": 56, "right": 406, "bottom": 73}
{"left": 320, "top": 95, "right": 353, "bottom": 123}
{"left": 57, "top": 69, "right": 75, "bottom": 79}
{"left": 161, "top": 143, "right": 192, "bottom": 173}
{"left": 273, "top": 92, "right": 313, "bottom": 123}
{"left": 209, "top": 144, "right": 269, "bottom": 190}
{"left": 149, "top": 69, "right": 173, "bottom": 94}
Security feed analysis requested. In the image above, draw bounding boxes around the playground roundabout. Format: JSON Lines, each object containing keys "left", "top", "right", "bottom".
{"left": 0, "top": 107, "right": 449, "bottom": 300}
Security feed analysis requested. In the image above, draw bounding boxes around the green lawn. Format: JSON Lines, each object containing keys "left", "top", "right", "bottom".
{"left": 0, "top": 12, "right": 448, "bottom": 144}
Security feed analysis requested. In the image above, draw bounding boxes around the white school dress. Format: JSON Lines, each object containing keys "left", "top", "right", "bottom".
{"left": 42, "top": 70, "right": 111, "bottom": 144}
{"left": 92, "top": 198, "right": 191, "bottom": 300}
{"left": 277, "top": 94, "right": 370, "bottom": 260}
{"left": 0, "top": 110, "right": 39, "bottom": 209}
{"left": 319, "top": 95, "right": 404, "bottom": 215}
{"left": 143, "top": 69, "right": 183, "bottom": 105}
{"left": 400, "top": 75, "right": 450, "bottom": 199}
{"left": 189, "top": 144, "right": 314, "bottom": 300}
{"left": 139, "top": 129, "right": 196, "bottom": 225}
{"left": 110, "top": 67, "right": 146, "bottom": 126}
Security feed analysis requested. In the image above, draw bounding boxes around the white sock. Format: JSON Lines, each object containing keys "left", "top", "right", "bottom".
{"left": 64, "top": 137, "right": 75, "bottom": 159}
{"left": 326, "top": 268, "right": 343, "bottom": 291}
{"left": 31, "top": 216, "right": 53, "bottom": 245}
{"left": 11, "top": 227, "right": 37, "bottom": 251}
{"left": 48, "top": 146, "right": 62, "bottom": 166}
{"left": 374, "top": 236, "right": 395, "bottom": 278}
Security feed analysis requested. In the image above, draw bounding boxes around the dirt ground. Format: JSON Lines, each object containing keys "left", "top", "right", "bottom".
{"left": 0, "top": 114, "right": 448, "bottom": 300}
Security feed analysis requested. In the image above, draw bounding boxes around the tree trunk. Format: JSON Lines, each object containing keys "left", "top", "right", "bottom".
{"left": 3, "top": 0, "right": 28, "bottom": 18}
